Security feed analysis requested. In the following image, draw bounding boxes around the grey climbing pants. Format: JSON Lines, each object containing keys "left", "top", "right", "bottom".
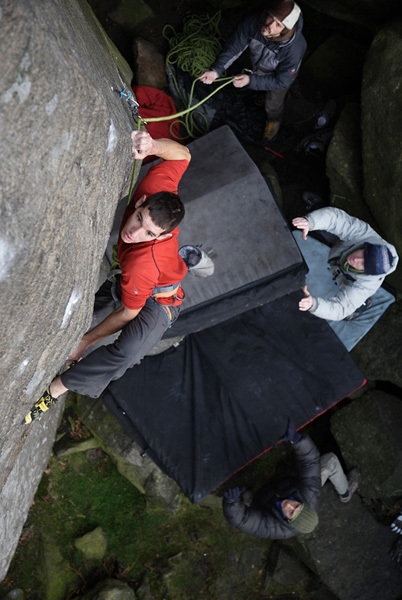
{"left": 61, "top": 280, "right": 180, "bottom": 398}
{"left": 320, "top": 452, "right": 349, "bottom": 496}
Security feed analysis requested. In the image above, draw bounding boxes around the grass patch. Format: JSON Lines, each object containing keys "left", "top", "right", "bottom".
{"left": 0, "top": 415, "right": 312, "bottom": 599}
{"left": 0, "top": 444, "right": 246, "bottom": 599}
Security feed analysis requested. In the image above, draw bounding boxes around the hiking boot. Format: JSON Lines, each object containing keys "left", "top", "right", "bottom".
{"left": 343, "top": 297, "right": 373, "bottom": 321}
{"left": 263, "top": 120, "right": 281, "bottom": 142}
{"left": 22, "top": 387, "right": 58, "bottom": 425}
{"left": 302, "top": 191, "right": 325, "bottom": 211}
{"left": 299, "top": 128, "right": 333, "bottom": 155}
{"left": 314, "top": 99, "right": 336, "bottom": 129}
{"left": 339, "top": 467, "right": 361, "bottom": 503}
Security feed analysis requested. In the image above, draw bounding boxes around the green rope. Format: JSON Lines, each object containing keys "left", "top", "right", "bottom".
{"left": 162, "top": 12, "right": 230, "bottom": 138}
{"left": 112, "top": 12, "right": 231, "bottom": 268}
{"left": 163, "top": 12, "right": 223, "bottom": 79}
{"left": 143, "top": 77, "right": 234, "bottom": 123}
{"left": 110, "top": 243, "right": 121, "bottom": 274}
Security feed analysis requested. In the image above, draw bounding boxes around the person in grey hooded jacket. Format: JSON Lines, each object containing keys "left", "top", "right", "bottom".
{"left": 198, "top": 0, "right": 306, "bottom": 141}
{"left": 292, "top": 207, "right": 399, "bottom": 321}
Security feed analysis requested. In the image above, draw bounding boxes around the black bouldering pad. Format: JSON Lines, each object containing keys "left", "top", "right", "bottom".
{"left": 103, "top": 291, "right": 366, "bottom": 503}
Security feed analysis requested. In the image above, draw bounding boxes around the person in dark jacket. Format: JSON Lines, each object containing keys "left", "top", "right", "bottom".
{"left": 222, "top": 421, "right": 360, "bottom": 538}
{"left": 198, "top": 0, "right": 307, "bottom": 141}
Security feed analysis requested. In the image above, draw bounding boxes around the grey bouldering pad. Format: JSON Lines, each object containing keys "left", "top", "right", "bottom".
{"left": 105, "top": 126, "right": 307, "bottom": 336}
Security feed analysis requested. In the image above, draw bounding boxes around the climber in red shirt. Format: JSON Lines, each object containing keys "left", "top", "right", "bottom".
{"left": 24, "top": 130, "right": 191, "bottom": 422}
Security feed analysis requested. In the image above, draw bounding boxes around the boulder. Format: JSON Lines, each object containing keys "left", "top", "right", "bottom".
{"left": 78, "top": 578, "right": 136, "bottom": 600}
{"left": 351, "top": 300, "right": 402, "bottom": 388}
{"left": 39, "top": 535, "right": 77, "bottom": 600}
{"left": 300, "top": 0, "right": 396, "bottom": 29}
{"left": 0, "top": 400, "right": 64, "bottom": 582}
{"left": 74, "top": 526, "right": 108, "bottom": 560}
{"left": 135, "top": 578, "right": 156, "bottom": 600}
{"left": 0, "top": 0, "right": 134, "bottom": 580}
{"left": 270, "top": 546, "right": 311, "bottom": 587}
{"left": 326, "top": 102, "right": 371, "bottom": 221}
{"left": 55, "top": 435, "right": 101, "bottom": 457}
{"left": 133, "top": 38, "right": 168, "bottom": 89}
{"left": 300, "top": 33, "right": 368, "bottom": 100}
{"left": 330, "top": 389, "right": 402, "bottom": 499}
{"left": 74, "top": 395, "right": 183, "bottom": 512}
{"left": 361, "top": 22, "right": 402, "bottom": 293}
{"left": 295, "top": 483, "right": 402, "bottom": 600}
{"left": 108, "top": 0, "right": 153, "bottom": 30}
{"left": 1, "top": 590, "right": 25, "bottom": 600}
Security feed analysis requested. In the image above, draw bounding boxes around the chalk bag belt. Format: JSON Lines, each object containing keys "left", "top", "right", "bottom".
{"left": 152, "top": 283, "right": 181, "bottom": 299}
{"left": 152, "top": 283, "right": 182, "bottom": 321}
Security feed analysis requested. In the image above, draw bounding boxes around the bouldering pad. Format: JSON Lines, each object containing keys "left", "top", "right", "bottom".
{"left": 105, "top": 126, "right": 307, "bottom": 337}
{"left": 103, "top": 291, "right": 366, "bottom": 503}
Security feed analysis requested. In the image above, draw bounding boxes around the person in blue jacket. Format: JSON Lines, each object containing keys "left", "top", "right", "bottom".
{"left": 199, "top": 0, "right": 307, "bottom": 141}
{"left": 222, "top": 421, "right": 360, "bottom": 538}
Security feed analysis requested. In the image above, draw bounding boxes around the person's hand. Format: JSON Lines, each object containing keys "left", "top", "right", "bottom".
{"left": 67, "top": 335, "right": 91, "bottom": 362}
{"left": 391, "top": 513, "right": 402, "bottom": 535}
{"left": 292, "top": 217, "right": 310, "bottom": 240}
{"left": 223, "top": 486, "right": 246, "bottom": 503}
{"left": 281, "top": 418, "right": 302, "bottom": 444}
{"left": 233, "top": 74, "right": 250, "bottom": 88}
{"left": 130, "top": 130, "right": 154, "bottom": 160}
{"left": 298, "top": 285, "right": 314, "bottom": 311}
{"left": 198, "top": 70, "right": 218, "bottom": 84}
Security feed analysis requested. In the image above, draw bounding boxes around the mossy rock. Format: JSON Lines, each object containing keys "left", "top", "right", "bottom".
{"left": 108, "top": 0, "right": 153, "bottom": 30}
{"left": 351, "top": 300, "right": 402, "bottom": 388}
{"left": 326, "top": 102, "right": 372, "bottom": 222}
{"left": 361, "top": 22, "right": 402, "bottom": 293}
{"left": 39, "top": 535, "right": 77, "bottom": 600}
{"left": 331, "top": 389, "right": 402, "bottom": 498}
{"left": 77, "top": 578, "right": 136, "bottom": 599}
{"left": 300, "top": 33, "right": 368, "bottom": 98}
{"left": 74, "top": 526, "right": 107, "bottom": 560}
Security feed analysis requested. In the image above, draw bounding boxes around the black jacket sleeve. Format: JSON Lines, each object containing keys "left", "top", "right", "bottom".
{"left": 222, "top": 434, "right": 321, "bottom": 539}
{"left": 292, "top": 434, "right": 321, "bottom": 510}
{"left": 222, "top": 495, "right": 297, "bottom": 539}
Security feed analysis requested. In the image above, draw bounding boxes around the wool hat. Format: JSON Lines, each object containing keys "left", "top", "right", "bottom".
{"left": 289, "top": 503, "right": 319, "bottom": 534}
{"left": 363, "top": 243, "right": 394, "bottom": 275}
{"left": 267, "top": 0, "right": 301, "bottom": 29}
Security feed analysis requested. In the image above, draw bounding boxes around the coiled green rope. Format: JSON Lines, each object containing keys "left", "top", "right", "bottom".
{"left": 161, "top": 12, "right": 232, "bottom": 138}
{"left": 121, "top": 12, "right": 233, "bottom": 223}
{"left": 163, "top": 12, "right": 224, "bottom": 79}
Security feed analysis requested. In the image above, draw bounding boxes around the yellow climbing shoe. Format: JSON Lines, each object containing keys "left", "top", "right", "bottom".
{"left": 263, "top": 120, "right": 281, "bottom": 141}
{"left": 22, "top": 388, "right": 58, "bottom": 425}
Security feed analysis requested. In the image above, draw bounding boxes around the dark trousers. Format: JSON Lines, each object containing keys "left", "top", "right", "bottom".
{"left": 264, "top": 88, "right": 288, "bottom": 121}
{"left": 61, "top": 281, "right": 180, "bottom": 398}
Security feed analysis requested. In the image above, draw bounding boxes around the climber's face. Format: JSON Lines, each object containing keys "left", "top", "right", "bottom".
{"left": 120, "top": 195, "right": 169, "bottom": 244}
